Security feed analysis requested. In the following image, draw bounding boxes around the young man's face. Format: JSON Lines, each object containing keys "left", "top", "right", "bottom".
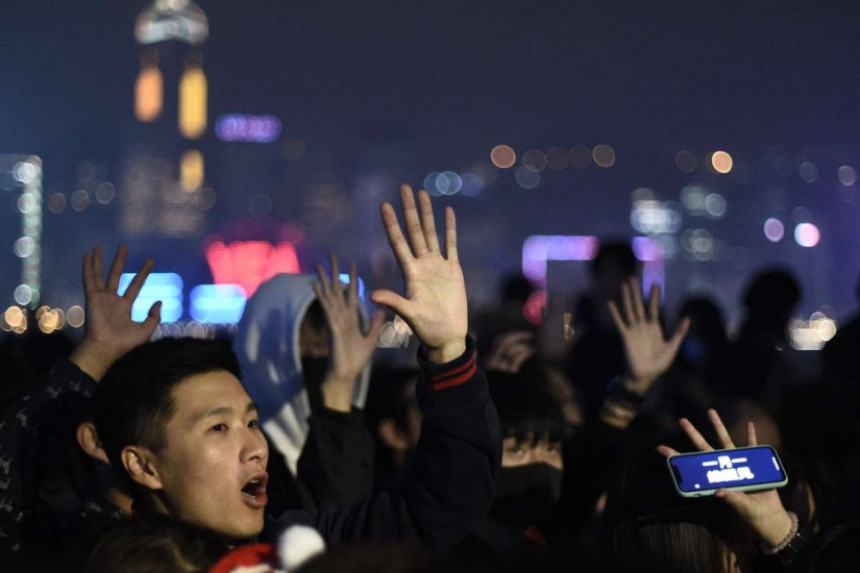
{"left": 151, "top": 370, "right": 269, "bottom": 539}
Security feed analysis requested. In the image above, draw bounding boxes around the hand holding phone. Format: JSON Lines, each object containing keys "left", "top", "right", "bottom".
{"left": 667, "top": 445, "right": 788, "bottom": 497}
{"left": 658, "top": 409, "right": 795, "bottom": 550}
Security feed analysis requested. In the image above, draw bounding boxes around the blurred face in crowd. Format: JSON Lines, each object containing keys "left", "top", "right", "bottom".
{"left": 502, "top": 433, "right": 563, "bottom": 470}
{"left": 134, "top": 370, "right": 269, "bottom": 539}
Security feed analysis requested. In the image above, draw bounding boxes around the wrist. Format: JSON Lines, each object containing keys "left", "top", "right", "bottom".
{"left": 759, "top": 509, "right": 796, "bottom": 551}
{"left": 424, "top": 338, "right": 467, "bottom": 364}
{"left": 69, "top": 338, "right": 122, "bottom": 382}
{"left": 320, "top": 373, "right": 354, "bottom": 413}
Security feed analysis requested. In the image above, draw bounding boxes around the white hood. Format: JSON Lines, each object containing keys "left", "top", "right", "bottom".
{"left": 234, "top": 273, "right": 370, "bottom": 473}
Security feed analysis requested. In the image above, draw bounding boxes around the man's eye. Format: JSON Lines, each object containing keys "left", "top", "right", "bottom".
{"left": 211, "top": 423, "right": 227, "bottom": 432}
{"left": 248, "top": 419, "right": 259, "bottom": 429}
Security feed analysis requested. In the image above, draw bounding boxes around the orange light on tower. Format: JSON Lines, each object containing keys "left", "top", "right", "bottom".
{"left": 179, "top": 63, "right": 207, "bottom": 139}
{"left": 135, "top": 52, "right": 163, "bottom": 122}
{"left": 180, "top": 150, "right": 204, "bottom": 192}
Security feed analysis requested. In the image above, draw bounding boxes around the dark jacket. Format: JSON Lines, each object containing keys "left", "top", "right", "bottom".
{"left": 267, "top": 340, "right": 503, "bottom": 549}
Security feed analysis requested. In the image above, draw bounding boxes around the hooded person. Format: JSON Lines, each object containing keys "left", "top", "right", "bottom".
{"left": 234, "top": 267, "right": 377, "bottom": 509}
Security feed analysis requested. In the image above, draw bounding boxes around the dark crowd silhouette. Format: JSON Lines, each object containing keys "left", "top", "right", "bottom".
{"left": 1, "top": 186, "right": 859, "bottom": 572}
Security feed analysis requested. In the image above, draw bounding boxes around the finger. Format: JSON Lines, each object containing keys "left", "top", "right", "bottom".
{"left": 679, "top": 417, "right": 714, "bottom": 451}
{"left": 106, "top": 245, "right": 129, "bottom": 293}
{"left": 445, "top": 206, "right": 459, "bottom": 263}
{"left": 82, "top": 253, "right": 95, "bottom": 295}
{"left": 330, "top": 254, "right": 341, "bottom": 288}
{"left": 122, "top": 258, "right": 154, "bottom": 302}
{"left": 417, "top": 190, "right": 441, "bottom": 253}
{"left": 316, "top": 263, "right": 333, "bottom": 299}
{"left": 608, "top": 300, "right": 627, "bottom": 332}
{"left": 380, "top": 202, "right": 414, "bottom": 269}
{"left": 657, "top": 445, "right": 680, "bottom": 458}
{"left": 621, "top": 282, "right": 637, "bottom": 325}
{"left": 313, "top": 284, "right": 332, "bottom": 314}
{"left": 330, "top": 254, "right": 347, "bottom": 304}
{"left": 747, "top": 421, "right": 758, "bottom": 446}
{"left": 366, "top": 309, "right": 386, "bottom": 342}
{"left": 370, "top": 289, "right": 412, "bottom": 321}
{"left": 141, "top": 301, "right": 162, "bottom": 338}
{"left": 631, "top": 277, "right": 646, "bottom": 323}
{"left": 93, "top": 246, "right": 106, "bottom": 290}
{"left": 665, "top": 317, "right": 691, "bottom": 357}
{"left": 647, "top": 283, "right": 661, "bottom": 322}
{"left": 347, "top": 262, "right": 359, "bottom": 305}
{"left": 708, "top": 408, "right": 736, "bottom": 449}
{"left": 400, "top": 184, "right": 428, "bottom": 257}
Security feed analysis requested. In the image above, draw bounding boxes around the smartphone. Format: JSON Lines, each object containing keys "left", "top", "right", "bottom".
{"left": 667, "top": 445, "right": 788, "bottom": 497}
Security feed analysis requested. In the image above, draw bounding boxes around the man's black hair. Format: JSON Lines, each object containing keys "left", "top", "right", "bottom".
{"left": 486, "top": 370, "right": 566, "bottom": 445}
{"left": 90, "top": 337, "right": 242, "bottom": 492}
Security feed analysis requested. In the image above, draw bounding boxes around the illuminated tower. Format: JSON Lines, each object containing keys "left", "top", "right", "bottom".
{"left": 121, "top": 0, "right": 210, "bottom": 238}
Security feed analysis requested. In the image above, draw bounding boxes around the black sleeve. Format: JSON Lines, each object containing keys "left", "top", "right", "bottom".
{"left": 0, "top": 358, "right": 97, "bottom": 564}
{"left": 268, "top": 338, "right": 502, "bottom": 549}
{"left": 296, "top": 408, "right": 375, "bottom": 506}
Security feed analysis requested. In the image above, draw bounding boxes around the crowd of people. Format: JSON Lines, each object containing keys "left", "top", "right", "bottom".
{"left": 1, "top": 186, "right": 858, "bottom": 571}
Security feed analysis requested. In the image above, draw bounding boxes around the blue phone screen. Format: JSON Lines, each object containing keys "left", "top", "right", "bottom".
{"left": 669, "top": 446, "right": 786, "bottom": 493}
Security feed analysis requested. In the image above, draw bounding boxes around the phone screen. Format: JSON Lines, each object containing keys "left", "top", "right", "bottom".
{"left": 668, "top": 446, "right": 787, "bottom": 494}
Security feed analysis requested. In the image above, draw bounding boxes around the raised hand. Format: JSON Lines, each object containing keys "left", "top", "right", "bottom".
{"left": 69, "top": 245, "right": 161, "bottom": 381}
{"left": 608, "top": 278, "right": 690, "bottom": 394}
{"left": 314, "top": 254, "right": 385, "bottom": 412}
{"left": 371, "top": 185, "right": 468, "bottom": 364}
{"left": 658, "top": 409, "right": 794, "bottom": 549}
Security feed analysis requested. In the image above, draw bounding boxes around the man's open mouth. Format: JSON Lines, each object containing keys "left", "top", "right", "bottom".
{"left": 241, "top": 473, "right": 269, "bottom": 508}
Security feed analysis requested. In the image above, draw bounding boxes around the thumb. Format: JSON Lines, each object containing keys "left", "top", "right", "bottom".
{"left": 667, "top": 317, "right": 691, "bottom": 355}
{"left": 141, "top": 301, "right": 162, "bottom": 337}
{"left": 370, "top": 289, "right": 411, "bottom": 317}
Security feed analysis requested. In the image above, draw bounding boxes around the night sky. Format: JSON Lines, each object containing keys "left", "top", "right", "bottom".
{"left": 2, "top": 0, "right": 860, "bottom": 321}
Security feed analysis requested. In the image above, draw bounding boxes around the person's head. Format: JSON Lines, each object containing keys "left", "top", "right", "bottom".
{"left": 299, "top": 299, "right": 331, "bottom": 358}
{"left": 487, "top": 371, "right": 566, "bottom": 528}
{"left": 741, "top": 268, "right": 801, "bottom": 335}
{"left": 500, "top": 273, "right": 536, "bottom": 306}
{"left": 677, "top": 297, "right": 728, "bottom": 372}
{"left": 590, "top": 241, "right": 640, "bottom": 301}
{"left": 85, "top": 514, "right": 233, "bottom": 572}
{"left": 603, "top": 450, "right": 751, "bottom": 573}
{"left": 91, "top": 338, "right": 269, "bottom": 540}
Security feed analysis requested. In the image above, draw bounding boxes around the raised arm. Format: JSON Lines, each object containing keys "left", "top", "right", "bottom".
{"left": 608, "top": 278, "right": 689, "bottom": 394}
{"left": 370, "top": 186, "right": 468, "bottom": 363}
{"left": 69, "top": 245, "right": 161, "bottom": 381}
{"left": 313, "top": 254, "right": 385, "bottom": 413}
{"left": 273, "top": 186, "right": 501, "bottom": 548}
{"left": 658, "top": 410, "right": 796, "bottom": 552}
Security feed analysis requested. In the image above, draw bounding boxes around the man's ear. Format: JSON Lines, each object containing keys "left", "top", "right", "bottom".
{"left": 76, "top": 421, "right": 110, "bottom": 465}
{"left": 377, "top": 419, "right": 410, "bottom": 452}
{"left": 121, "top": 446, "right": 164, "bottom": 491}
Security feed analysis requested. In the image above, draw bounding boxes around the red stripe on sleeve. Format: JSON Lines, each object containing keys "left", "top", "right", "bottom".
{"left": 430, "top": 362, "right": 477, "bottom": 391}
{"left": 428, "top": 354, "right": 475, "bottom": 385}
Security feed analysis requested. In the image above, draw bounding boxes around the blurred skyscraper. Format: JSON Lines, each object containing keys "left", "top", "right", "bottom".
{"left": 120, "top": 0, "right": 210, "bottom": 239}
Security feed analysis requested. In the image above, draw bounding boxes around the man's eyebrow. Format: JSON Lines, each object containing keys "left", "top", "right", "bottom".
{"left": 193, "top": 402, "right": 259, "bottom": 424}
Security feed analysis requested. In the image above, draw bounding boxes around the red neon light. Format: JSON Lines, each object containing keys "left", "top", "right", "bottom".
{"left": 205, "top": 241, "right": 300, "bottom": 297}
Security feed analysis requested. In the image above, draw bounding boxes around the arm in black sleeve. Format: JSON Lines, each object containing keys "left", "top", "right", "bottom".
{"left": 0, "top": 358, "right": 97, "bottom": 564}
{"left": 296, "top": 408, "right": 375, "bottom": 506}
{"left": 268, "top": 338, "right": 502, "bottom": 549}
